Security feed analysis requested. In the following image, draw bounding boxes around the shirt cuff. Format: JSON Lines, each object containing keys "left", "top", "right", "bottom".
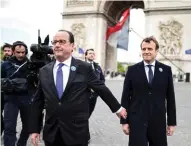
{"left": 115, "top": 107, "right": 123, "bottom": 113}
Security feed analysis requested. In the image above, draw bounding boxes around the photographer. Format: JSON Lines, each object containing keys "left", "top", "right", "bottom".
{"left": 1, "top": 41, "right": 36, "bottom": 146}
{"left": 1, "top": 43, "right": 13, "bottom": 135}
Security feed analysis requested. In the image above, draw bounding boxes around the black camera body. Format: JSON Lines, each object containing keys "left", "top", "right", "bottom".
{"left": 27, "top": 34, "right": 54, "bottom": 85}
{"left": 29, "top": 34, "right": 53, "bottom": 67}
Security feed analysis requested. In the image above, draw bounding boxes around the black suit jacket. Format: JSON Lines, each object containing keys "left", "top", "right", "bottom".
{"left": 29, "top": 57, "right": 121, "bottom": 145}
{"left": 92, "top": 62, "right": 105, "bottom": 83}
{"left": 120, "top": 61, "right": 176, "bottom": 126}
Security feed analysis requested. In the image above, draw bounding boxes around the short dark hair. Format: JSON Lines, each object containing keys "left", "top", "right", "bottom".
{"left": 140, "top": 36, "right": 159, "bottom": 50}
{"left": 12, "top": 41, "right": 27, "bottom": 51}
{"left": 58, "top": 29, "right": 74, "bottom": 44}
{"left": 12, "top": 41, "right": 28, "bottom": 54}
{"left": 85, "top": 48, "right": 94, "bottom": 56}
{"left": 2, "top": 43, "right": 12, "bottom": 51}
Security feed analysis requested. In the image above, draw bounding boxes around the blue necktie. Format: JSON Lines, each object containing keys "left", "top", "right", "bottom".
{"left": 56, "top": 63, "right": 64, "bottom": 99}
{"left": 147, "top": 65, "right": 153, "bottom": 85}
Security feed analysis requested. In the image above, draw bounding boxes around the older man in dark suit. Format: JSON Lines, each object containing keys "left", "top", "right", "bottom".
{"left": 29, "top": 30, "right": 127, "bottom": 146}
{"left": 121, "top": 36, "right": 177, "bottom": 146}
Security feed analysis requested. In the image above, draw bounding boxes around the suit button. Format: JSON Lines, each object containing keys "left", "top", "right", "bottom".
{"left": 149, "top": 92, "right": 152, "bottom": 95}
{"left": 58, "top": 102, "right": 61, "bottom": 105}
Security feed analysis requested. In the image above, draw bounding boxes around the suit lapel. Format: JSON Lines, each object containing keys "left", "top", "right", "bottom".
{"left": 62, "top": 57, "right": 78, "bottom": 95}
{"left": 138, "top": 61, "right": 150, "bottom": 87}
{"left": 47, "top": 61, "right": 59, "bottom": 98}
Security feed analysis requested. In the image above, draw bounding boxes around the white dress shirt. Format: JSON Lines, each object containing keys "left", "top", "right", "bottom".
{"left": 143, "top": 60, "right": 156, "bottom": 82}
{"left": 53, "top": 57, "right": 72, "bottom": 91}
{"left": 87, "top": 60, "right": 95, "bottom": 70}
{"left": 53, "top": 57, "right": 122, "bottom": 113}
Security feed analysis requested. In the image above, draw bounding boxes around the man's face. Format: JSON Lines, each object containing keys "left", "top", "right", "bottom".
{"left": 13, "top": 45, "right": 26, "bottom": 61}
{"left": 52, "top": 31, "right": 74, "bottom": 61}
{"left": 86, "top": 50, "right": 95, "bottom": 61}
{"left": 141, "top": 41, "right": 158, "bottom": 63}
{"left": 3, "top": 47, "right": 12, "bottom": 57}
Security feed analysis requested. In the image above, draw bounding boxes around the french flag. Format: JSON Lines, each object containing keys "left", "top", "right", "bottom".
{"left": 106, "top": 8, "right": 130, "bottom": 50}
{"left": 185, "top": 49, "right": 191, "bottom": 55}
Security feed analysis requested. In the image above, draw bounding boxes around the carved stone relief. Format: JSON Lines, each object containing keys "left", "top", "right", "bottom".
{"left": 71, "top": 23, "right": 86, "bottom": 58}
{"left": 66, "top": 0, "right": 94, "bottom": 7}
{"left": 158, "top": 19, "right": 183, "bottom": 56}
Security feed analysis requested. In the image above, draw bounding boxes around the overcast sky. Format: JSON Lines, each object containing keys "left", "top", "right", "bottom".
{"left": 0, "top": 0, "right": 145, "bottom": 62}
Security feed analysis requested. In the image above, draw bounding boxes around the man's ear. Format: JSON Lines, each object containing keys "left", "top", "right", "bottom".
{"left": 72, "top": 43, "right": 76, "bottom": 49}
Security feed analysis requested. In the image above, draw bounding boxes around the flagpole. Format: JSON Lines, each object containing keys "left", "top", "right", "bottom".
{"left": 129, "top": 27, "right": 185, "bottom": 74}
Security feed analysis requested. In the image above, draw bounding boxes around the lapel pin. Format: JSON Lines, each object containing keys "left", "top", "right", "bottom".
{"left": 71, "top": 66, "right": 76, "bottom": 71}
{"left": 159, "top": 68, "right": 163, "bottom": 72}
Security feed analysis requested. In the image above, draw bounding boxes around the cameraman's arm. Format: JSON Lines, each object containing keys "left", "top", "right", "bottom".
{"left": 1, "top": 62, "right": 7, "bottom": 78}
{"left": 29, "top": 71, "right": 45, "bottom": 134}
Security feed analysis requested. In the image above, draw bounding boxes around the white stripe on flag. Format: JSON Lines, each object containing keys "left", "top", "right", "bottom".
{"left": 117, "top": 16, "right": 130, "bottom": 50}
{"left": 107, "top": 31, "right": 120, "bottom": 48}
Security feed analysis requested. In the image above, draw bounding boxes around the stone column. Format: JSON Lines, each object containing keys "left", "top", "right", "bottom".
{"left": 61, "top": 0, "right": 108, "bottom": 70}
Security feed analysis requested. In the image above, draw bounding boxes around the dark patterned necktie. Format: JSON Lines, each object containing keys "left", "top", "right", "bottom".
{"left": 56, "top": 63, "right": 64, "bottom": 98}
{"left": 91, "top": 62, "right": 94, "bottom": 70}
{"left": 147, "top": 65, "right": 153, "bottom": 85}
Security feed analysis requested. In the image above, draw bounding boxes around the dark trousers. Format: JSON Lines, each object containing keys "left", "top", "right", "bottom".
{"left": 3, "top": 95, "right": 30, "bottom": 146}
{"left": 129, "top": 110, "right": 167, "bottom": 146}
{"left": 44, "top": 130, "right": 88, "bottom": 146}
{"left": 1, "top": 92, "right": 4, "bottom": 135}
{"left": 89, "top": 94, "right": 98, "bottom": 117}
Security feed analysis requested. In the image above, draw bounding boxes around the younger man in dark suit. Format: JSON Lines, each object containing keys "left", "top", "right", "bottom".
{"left": 121, "top": 36, "right": 177, "bottom": 146}
{"left": 85, "top": 48, "right": 105, "bottom": 117}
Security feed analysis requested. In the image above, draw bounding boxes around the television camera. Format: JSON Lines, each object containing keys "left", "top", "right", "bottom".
{"left": 26, "top": 31, "right": 54, "bottom": 86}
{"left": 1, "top": 31, "right": 54, "bottom": 93}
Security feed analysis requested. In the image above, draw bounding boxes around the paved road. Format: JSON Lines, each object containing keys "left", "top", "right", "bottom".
{"left": 2, "top": 80, "right": 191, "bottom": 146}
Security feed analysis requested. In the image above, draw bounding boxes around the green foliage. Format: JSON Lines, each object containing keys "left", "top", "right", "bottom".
{"left": 117, "top": 62, "right": 125, "bottom": 73}
{"left": 0, "top": 46, "right": 3, "bottom": 60}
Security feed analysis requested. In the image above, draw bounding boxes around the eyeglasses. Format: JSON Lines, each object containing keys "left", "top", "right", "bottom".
{"left": 51, "top": 40, "right": 70, "bottom": 45}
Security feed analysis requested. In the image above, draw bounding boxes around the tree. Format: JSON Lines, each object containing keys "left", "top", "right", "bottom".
{"left": 0, "top": 46, "right": 3, "bottom": 60}
{"left": 117, "top": 62, "right": 125, "bottom": 73}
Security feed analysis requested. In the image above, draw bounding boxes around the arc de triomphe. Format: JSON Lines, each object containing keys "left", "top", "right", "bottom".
{"left": 62, "top": 0, "right": 191, "bottom": 74}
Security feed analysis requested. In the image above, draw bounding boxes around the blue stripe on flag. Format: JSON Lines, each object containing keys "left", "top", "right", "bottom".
{"left": 185, "top": 49, "right": 191, "bottom": 55}
{"left": 78, "top": 48, "right": 85, "bottom": 54}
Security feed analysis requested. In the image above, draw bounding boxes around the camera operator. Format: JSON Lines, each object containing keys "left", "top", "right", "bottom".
{"left": 1, "top": 43, "right": 13, "bottom": 135}
{"left": 1, "top": 41, "right": 36, "bottom": 146}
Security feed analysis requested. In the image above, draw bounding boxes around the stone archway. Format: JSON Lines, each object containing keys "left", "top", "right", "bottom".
{"left": 62, "top": 0, "right": 144, "bottom": 72}
{"left": 99, "top": 1, "right": 144, "bottom": 72}
{"left": 62, "top": 0, "right": 191, "bottom": 74}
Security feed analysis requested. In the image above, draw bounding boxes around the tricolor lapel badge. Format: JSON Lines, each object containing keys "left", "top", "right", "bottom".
{"left": 71, "top": 66, "right": 76, "bottom": 71}
{"left": 159, "top": 68, "right": 163, "bottom": 72}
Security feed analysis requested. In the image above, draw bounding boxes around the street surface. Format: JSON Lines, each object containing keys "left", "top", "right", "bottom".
{"left": 1, "top": 80, "right": 191, "bottom": 146}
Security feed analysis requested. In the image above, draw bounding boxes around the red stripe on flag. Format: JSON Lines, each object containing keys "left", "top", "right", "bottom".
{"left": 106, "top": 9, "right": 130, "bottom": 40}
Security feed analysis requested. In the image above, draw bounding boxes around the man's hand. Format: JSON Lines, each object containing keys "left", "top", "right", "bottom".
{"left": 122, "top": 124, "right": 130, "bottom": 135}
{"left": 31, "top": 133, "right": 40, "bottom": 146}
{"left": 116, "top": 107, "right": 127, "bottom": 119}
{"left": 167, "top": 126, "right": 176, "bottom": 136}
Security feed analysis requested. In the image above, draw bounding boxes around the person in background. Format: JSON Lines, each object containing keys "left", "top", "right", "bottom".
{"left": 1, "top": 43, "right": 13, "bottom": 135}
{"left": 85, "top": 48, "right": 105, "bottom": 117}
{"left": 1, "top": 41, "right": 36, "bottom": 146}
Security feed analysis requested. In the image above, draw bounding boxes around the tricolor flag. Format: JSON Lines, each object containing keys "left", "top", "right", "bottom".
{"left": 106, "top": 8, "right": 130, "bottom": 50}
{"left": 78, "top": 47, "right": 85, "bottom": 54}
{"left": 185, "top": 49, "right": 191, "bottom": 55}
